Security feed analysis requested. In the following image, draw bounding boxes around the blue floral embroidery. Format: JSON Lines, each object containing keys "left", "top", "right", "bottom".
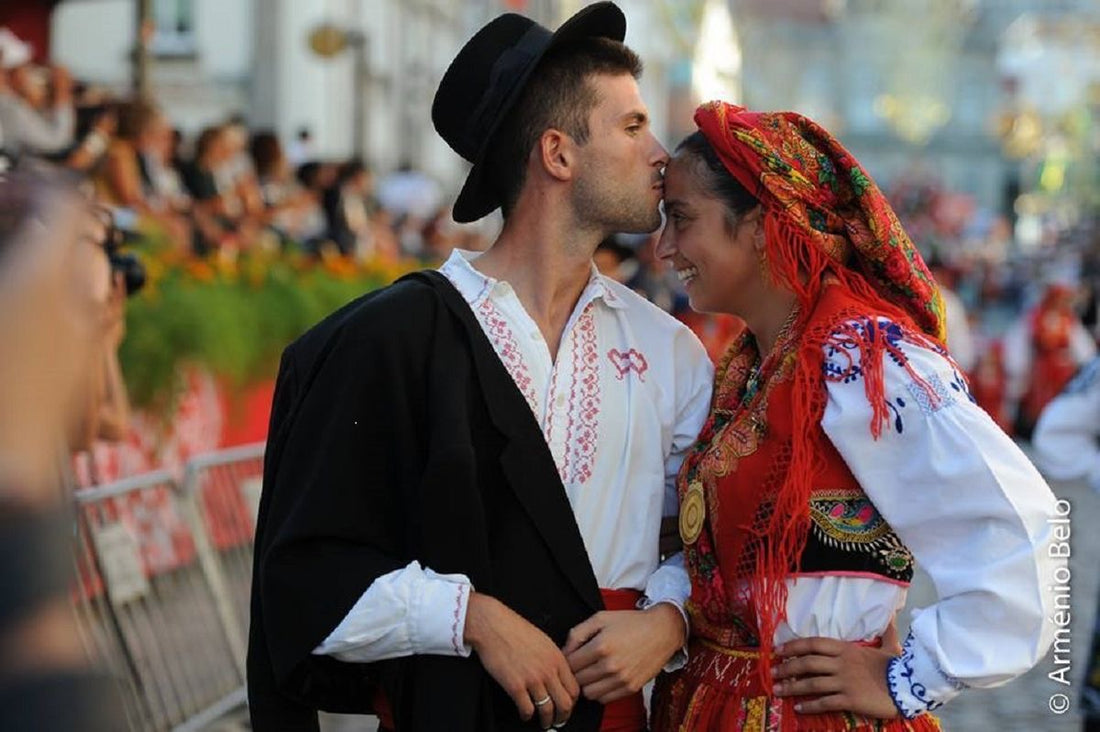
{"left": 883, "top": 397, "right": 907, "bottom": 434}
{"left": 888, "top": 632, "right": 966, "bottom": 719}
{"left": 888, "top": 634, "right": 943, "bottom": 718}
{"left": 825, "top": 317, "right": 971, "bottom": 418}
{"left": 823, "top": 317, "right": 911, "bottom": 382}
{"left": 948, "top": 368, "right": 976, "bottom": 403}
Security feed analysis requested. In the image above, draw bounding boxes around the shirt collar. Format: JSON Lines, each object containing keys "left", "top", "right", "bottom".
{"left": 440, "top": 248, "right": 626, "bottom": 310}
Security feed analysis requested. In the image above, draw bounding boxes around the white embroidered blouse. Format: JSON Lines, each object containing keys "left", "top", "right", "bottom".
{"left": 791, "top": 316, "right": 1063, "bottom": 718}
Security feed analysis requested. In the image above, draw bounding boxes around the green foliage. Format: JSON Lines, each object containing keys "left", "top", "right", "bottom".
{"left": 118, "top": 245, "right": 405, "bottom": 409}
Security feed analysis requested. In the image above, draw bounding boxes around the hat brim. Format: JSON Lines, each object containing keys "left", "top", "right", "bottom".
{"left": 451, "top": 3, "right": 626, "bottom": 223}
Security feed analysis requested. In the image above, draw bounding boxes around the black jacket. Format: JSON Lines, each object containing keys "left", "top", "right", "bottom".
{"left": 247, "top": 271, "right": 605, "bottom": 731}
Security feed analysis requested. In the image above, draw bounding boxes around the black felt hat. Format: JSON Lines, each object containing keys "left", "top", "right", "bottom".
{"left": 432, "top": 2, "right": 626, "bottom": 223}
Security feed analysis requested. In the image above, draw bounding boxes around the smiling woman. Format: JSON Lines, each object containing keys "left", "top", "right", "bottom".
{"left": 649, "top": 102, "right": 1064, "bottom": 732}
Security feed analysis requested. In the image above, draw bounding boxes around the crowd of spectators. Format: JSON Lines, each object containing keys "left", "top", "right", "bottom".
{"left": 0, "top": 26, "right": 492, "bottom": 268}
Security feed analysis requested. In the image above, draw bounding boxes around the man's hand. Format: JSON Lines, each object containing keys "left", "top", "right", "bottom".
{"left": 464, "top": 592, "right": 579, "bottom": 729}
{"left": 772, "top": 637, "right": 899, "bottom": 719}
{"left": 562, "top": 603, "right": 686, "bottom": 704}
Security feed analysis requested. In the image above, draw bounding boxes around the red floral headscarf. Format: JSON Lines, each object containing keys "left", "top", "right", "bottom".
{"left": 694, "top": 101, "right": 946, "bottom": 341}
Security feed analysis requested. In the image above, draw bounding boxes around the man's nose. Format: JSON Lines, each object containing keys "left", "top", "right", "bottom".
{"left": 650, "top": 134, "right": 670, "bottom": 168}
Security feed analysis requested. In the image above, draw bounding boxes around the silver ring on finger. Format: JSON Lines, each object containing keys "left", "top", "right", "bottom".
{"left": 533, "top": 694, "right": 552, "bottom": 707}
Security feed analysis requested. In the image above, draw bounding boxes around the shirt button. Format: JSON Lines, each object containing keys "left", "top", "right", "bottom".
{"left": 556, "top": 394, "right": 566, "bottom": 407}
{"left": 530, "top": 331, "right": 541, "bottom": 340}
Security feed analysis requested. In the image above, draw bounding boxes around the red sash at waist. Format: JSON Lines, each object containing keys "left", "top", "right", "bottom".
{"left": 598, "top": 588, "right": 647, "bottom": 732}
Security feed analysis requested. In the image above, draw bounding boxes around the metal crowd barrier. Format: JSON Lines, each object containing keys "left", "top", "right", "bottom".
{"left": 71, "top": 443, "right": 265, "bottom": 731}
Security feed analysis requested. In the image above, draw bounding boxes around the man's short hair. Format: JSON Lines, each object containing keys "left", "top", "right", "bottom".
{"left": 488, "top": 37, "right": 642, "bottom": 218}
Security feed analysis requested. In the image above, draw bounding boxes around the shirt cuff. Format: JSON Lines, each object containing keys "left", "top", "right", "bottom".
{"left": 411, "top": 571, "right": 473, "bottom": 657}
{"left": 886, "top": 631, "right": 966, "bottom": 719}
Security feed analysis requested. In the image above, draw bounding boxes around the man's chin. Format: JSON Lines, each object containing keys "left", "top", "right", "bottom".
{"left": 618, "top": 211, "right": 663, "bottom": 235}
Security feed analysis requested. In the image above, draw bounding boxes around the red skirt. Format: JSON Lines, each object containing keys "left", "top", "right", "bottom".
{"left": 651, "top": 638, "right": 941, "bottom": 732}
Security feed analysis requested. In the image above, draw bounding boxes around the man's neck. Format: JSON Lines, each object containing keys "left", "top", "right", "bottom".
{"left": 472, "top": 210, "right": 603, "bottom": 361}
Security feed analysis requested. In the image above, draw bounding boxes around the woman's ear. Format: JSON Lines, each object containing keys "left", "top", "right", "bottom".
{"left": 744, "top": 205, "right": 766, "bottom": 253}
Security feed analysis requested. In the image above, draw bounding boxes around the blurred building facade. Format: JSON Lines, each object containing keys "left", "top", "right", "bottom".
{"left": 37, "top": 0, "right": 1100, "bottom": 220}
{"left": 47, "top": 0, "right": 688, "bottom": 200}
{"left": 727, "top": 0, "right": 1100, "bottom": 222}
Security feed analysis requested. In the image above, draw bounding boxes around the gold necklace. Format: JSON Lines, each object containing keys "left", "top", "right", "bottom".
{"left": 741, "top": 305, "right": 800, "bottom": 408}
{"left": 681, "top": 305, "right": 801, "bottom": 546}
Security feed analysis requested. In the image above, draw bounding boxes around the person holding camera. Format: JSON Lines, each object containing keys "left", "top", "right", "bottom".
{"left": 0, "top": 28, "right": 75, "bottom": 158}
{"left": 0, "top": 168, "right": 125, "bottom": 731}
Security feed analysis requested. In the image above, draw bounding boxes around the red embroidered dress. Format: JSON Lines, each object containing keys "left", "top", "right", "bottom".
{"left": 651, "top": 285, "right": 940, "bottom": 732}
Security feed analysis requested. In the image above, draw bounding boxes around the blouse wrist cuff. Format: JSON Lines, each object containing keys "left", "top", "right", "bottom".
{"left": 886, "top": 632, "right": 966, "bottom": 719}
{"left": 638, "top": 597, "right": 690, "bottom": 672}
{"left": 411, "top": 576, "right": 473, "bottom": 658}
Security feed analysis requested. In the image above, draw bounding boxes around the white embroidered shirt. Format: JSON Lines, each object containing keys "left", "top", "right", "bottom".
{"left": 313, "top": 249, "right": 713, "bottom": 663}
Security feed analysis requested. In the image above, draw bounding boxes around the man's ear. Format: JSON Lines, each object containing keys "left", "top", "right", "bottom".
{"left": 538, "top": 129, "right": 575, "bottom": 183}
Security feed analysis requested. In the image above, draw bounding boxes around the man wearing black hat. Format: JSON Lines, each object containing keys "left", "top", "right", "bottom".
{"left": 247, "top": 4, "right": 713, "bottom": 731}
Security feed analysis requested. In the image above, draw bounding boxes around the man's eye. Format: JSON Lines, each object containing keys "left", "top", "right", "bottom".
{"left": 626, "top": 126, "right": 640, "bottom": 135}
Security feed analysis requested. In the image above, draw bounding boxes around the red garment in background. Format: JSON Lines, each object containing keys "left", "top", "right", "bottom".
{"left": 970, "top": 341, "right": 1009, "bottom": 432}
{"left": 0, "top": 0, "right": 58, "bottom": 63}
{"left": 1020, "top": 292, "right": 1081, "bottom": 428}
{"left": 677, "top": 311, "right": 743, "bottom": 364}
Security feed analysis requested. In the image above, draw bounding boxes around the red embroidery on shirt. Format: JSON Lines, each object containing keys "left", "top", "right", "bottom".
{"left": 561, "top": 308, "right": 601, "bottom": 485}
{"left": 477, "top": 298, "right": 539, "bottom": 415}
{"left": 451, "top": 586, "right": 464, "bottom": 655}
{"left": 607, "top": 348, "right": 649, "bottom": 382}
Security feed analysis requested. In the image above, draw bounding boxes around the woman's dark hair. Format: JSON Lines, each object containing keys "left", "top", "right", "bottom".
{"left": 249, "top": 130, "right": 284, "bottom": 180}
{"left": 675, "top": 130, "right": 758, "bottom": 231}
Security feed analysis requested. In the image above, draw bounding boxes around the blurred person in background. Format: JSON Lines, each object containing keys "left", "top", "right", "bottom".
{"left": 183, "top": 124, "right": 257, "bottom": 253}
{"left": 95, "top": 99, "right": 191, "bottom": 250}
{"left": 249, "top": 130, "right": 321, "bottom": 247}
{"left": 376, "top": 157, "right": 442, "bottom": 222}
{"left": 0, "top": 28, "right": 75, "bottom": 158}
{"left": 592, "top": 235, "right": 635, "bottom": 284}
{"left": 221, "top": 114, "right": 265, "bottom": 222}
{"left": 323, "top": 157, "right": 375, "bottom": 258}
{"left": 0, "top": 167, "right": 125, "bottom": 731}
{"left": 968, "top": 339, "right": 1011, "bottom": 431}
{"left": 1004, "top": 281, "right": 1096, "bottom": 438}
{"left": 295, "top": 160, "right": 337, "bottom": 252}
{"left": 286, "top": 125, "right": 314, "bottom": 167}
{"left": 927, "top": 257, "right": 975, "bottom": 373}
{"left": 63, "top": 100, "right": 116, "bottom": 175}
{"left": 1031, "top": 360, "right": 1100, "bottom": 732}
{"left": 420, "top": 208, "right": 465, "bottom": 263}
